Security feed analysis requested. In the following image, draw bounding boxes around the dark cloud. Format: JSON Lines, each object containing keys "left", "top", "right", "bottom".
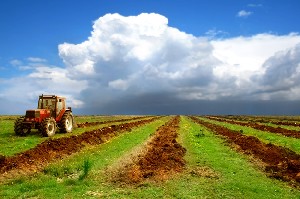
{"left": 256, "top": 43, "right": 300, "bottom": 100}
{"left": 262, "top": 43, "right": 300, "bottom": 86}
{"left": 75, "top": 91, "right": 300, "bottom": 115}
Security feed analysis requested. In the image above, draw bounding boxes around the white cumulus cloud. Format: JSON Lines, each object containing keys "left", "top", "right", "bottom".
{"left": 58, "top": 13, "right": 220, "bottom": 103}
{"left": 56, "top": 13, "right": 300, "bottom": 113}
{"left": 0, "top": 60, "right": 88, "bottom": 112}
{"left": 211, "top": 33, "right": 300, "bottom": 80}
{"left": 1, "top": 13, "right": 300, "bottom": 114}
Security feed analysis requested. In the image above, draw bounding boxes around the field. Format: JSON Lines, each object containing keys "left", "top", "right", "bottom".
{"left": 1, "top": 115, "right": 300, "bottom": 198}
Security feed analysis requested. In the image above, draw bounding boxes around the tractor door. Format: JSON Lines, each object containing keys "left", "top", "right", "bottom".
{"left": 56, "top": 98, "right": 65, "bottom": 118}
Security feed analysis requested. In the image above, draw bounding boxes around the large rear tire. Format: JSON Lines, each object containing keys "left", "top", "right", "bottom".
{"left": 41, "top": 118, "right": 57, "bottom": 137}
{"left": 59, "top": 112, "right": 73, "bottom": 133}
{"left": 14, "top": 116, "right": 30, "bottom": 136}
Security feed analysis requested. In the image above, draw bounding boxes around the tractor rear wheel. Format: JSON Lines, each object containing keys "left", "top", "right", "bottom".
{"left": 41, "top": 118, "right": 57, "bottom": 137}
{"left": 59, "top": 112, "right": 73, "bottom": 133}
{"left": 14, "top": 116, "right": 30, "bottom": 136}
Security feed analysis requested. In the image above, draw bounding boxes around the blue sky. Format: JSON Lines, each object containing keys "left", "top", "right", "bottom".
{"left": 1, "top": 0, "right": 300, "bottom": 115}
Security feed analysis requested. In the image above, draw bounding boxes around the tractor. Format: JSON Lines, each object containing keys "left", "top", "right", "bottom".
{"left": 14, "top": 94, "right": 74, "bottom": 137}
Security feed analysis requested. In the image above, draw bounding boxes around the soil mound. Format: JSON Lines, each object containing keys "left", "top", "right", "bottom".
{"left": 115, "top": 116, "right": 186, "bottom": 184}
{"left": 0, "top": 117, "right": 161, "bottom": 175}
{"left": 77, "top": 116, "right": 150, "bottom": 128}
{"left": 190, "top": 116, "right": 300, "bottom": 185}
{"left": 207, "top": 116, "right": 300, "bottom": 138}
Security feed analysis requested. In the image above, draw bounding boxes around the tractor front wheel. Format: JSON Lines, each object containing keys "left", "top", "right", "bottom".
{"left": 14, "top": 116, "right": 30, "bottom": 136}
{"left": 41, "top": 118, "right": 57, "bottom": 137}
{"left": 59, "top": 112, "right": 73, "bottom": 133}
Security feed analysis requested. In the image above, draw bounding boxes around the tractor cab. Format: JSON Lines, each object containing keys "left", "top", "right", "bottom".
{"left": 37, "top": 95, "right": 69, "bottom": 120}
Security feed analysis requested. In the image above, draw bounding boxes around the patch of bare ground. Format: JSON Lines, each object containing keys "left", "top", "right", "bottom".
{"left": 110, "top": 116, "right": 186, "bottom": 185}
{"left": 190, "top": 116, "right": 300, "bottom": 186}
{"left": 187, "top": 166, "right": 219, "bottom": 179}
{"left": 0, "top": 117, "right": 161, "bottom": 182}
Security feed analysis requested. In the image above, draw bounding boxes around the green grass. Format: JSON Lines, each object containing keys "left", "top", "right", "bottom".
{"left": 215, "top": 115, "right": 300, "bottom": 131}
{"left": 74, "top": 115, "right": 141, "bottom": 123}
{"left": 0, "top": 117, "right": 170, "bottom": 198}
{"left": 1, "top": 115, "right": 300, "bottom": 198}
{"left": 200, "top": 116, "right": 300, "bottom": 155}
{"left": 176, "top": 116, "right": 300, "bottom": 198}
{"left": 0, "top": 115, "right": 150, "bottom": 156}
{"left": 263, "top": 122, "right": 300, "bottom": 131}
{"left": 0, "top": 118, "right": 47, "bottom": 156}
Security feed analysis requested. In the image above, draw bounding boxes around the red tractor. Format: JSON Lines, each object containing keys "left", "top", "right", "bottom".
{"left": 14, "top": 94, "right": 74, "bottom": 137}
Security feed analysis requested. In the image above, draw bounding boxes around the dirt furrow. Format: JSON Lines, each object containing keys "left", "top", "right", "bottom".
{"left": 270, "top": 121, "right": 300, "bottom": 127}
{"left": 114, "top": 116, "right": 186, "bottom": 184}
{"left": 76, "top": 116, "right": 152, "bottom": 128}
{"left": 190, "top": 116, "right": 300, "bottom": 184}
{"left": 0, "top": 117, "right": 162, "bottom": 175}
{"left": 214, "top": 115, "right": 300, "bottom": 127}
{"left": 206, "top": 116, "right": 300, "bottom": 139}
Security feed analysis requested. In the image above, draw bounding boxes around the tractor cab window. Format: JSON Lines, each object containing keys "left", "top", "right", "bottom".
{"left": 38, "top": 98, "right": 56, "bottom": 110}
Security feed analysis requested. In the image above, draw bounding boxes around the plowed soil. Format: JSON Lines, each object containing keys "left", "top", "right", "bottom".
{"left": 271, "top": 121, "right": 300, "bottom": 127}
{"left": 77, "top": 116, "right": 151, "bottom": 128}
{"left": 206, "top": 116, "right": 300, "bottom": 139}
{"left": 114, "top": 116, "right": 186, "bottom": 184}
{"left": 214, "top": 115, "right": 300, "bottom": 127}
{"left": 190, "top": 116, "right": 300, "bottom": 184}
{"left": 0, "top": 117, "right": 161, "bottom": 176}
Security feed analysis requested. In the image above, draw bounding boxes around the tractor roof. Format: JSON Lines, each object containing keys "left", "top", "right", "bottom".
{"left": 39, "top": 95, "right": 65, "bottom": 99}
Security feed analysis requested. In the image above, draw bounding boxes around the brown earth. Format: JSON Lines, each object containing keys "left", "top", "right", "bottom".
{"left": 206, "top": 116, "right": 300, "bottom": 139}
{"left": 0, "top": 117, "right": 162, "bottom": 176}
{"left": 190, "top": 116, "right": 300, "bottom": 185}
{"left": 114, "top": 116, "right": 186, "bottom": 184}
{"left": 271, "top": 121, "right": 300, "bottom": 127}
{"left": 76, "top": 116, "right": 151, "bottom": 128}
{"left": 213, "top": 115, "right": 300, "bottom": 127}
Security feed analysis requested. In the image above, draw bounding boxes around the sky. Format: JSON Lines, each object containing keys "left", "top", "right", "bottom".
{"left": 1, "top": 0, "right": 300, "bottom": 115}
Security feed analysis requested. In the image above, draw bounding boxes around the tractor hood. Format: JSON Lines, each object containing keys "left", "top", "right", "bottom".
{"left": 26, "top": 109, "right": 50, "bottom": 118}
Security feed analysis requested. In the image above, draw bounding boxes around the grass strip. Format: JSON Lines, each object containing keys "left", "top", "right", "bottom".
{"left": 0, "top": 116, "right": 163, "bottom": 175}
{"left": 76, "top": 115, "right": 153, "bottom": 127}
{"left": 213, "top": 115, "right": 300, "bottom": 129}
{"left": 201, "top": 116, "right": 300, "bottom": 155}
{"left": 0, "top": 117, "right": 170, "bottom": 198}
{"left": 177, "top": 116, "right": 300, "bottom": 198}
{"left": 207, "top": 116, "right": 300, "bottom": 139}
{"left": 192, "top": 116, "right": 300, "bottom": 185}
{"left": 1, "top": 116, "right": 300, "bottom": 198}
{"left": 0, "top": 119, "right": 47, "bottom": 157}
{"left": 0, "top": 116, "right": 155, "bottom": 156}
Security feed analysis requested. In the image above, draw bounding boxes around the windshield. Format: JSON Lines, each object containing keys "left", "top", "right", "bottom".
{"left": 38, "top": 98, "right": 56, "bottom": 110}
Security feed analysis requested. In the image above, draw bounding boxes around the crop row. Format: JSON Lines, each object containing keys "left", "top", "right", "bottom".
{"left": 115, "top": 115, "right": 186, "bottom": 184}
{"left": 0, "top": 116, "right": 163, "bottom": 177}
{"left": 1, "top": 115, "right": 300, "bottom": 198}
{"left": 212, "top": 115, "right": 300, "bottom": 127}
{"left": 190, "top": 116, "right": 300, "bottom": 184}
{"left": 0, "top": 115, "right": 160, "bottom": 157}
{"left": 76, "top": 115, "right": 153, "bottom": 128}
{"left": 206, "top": 116, "right": 300, "bottom": 138}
